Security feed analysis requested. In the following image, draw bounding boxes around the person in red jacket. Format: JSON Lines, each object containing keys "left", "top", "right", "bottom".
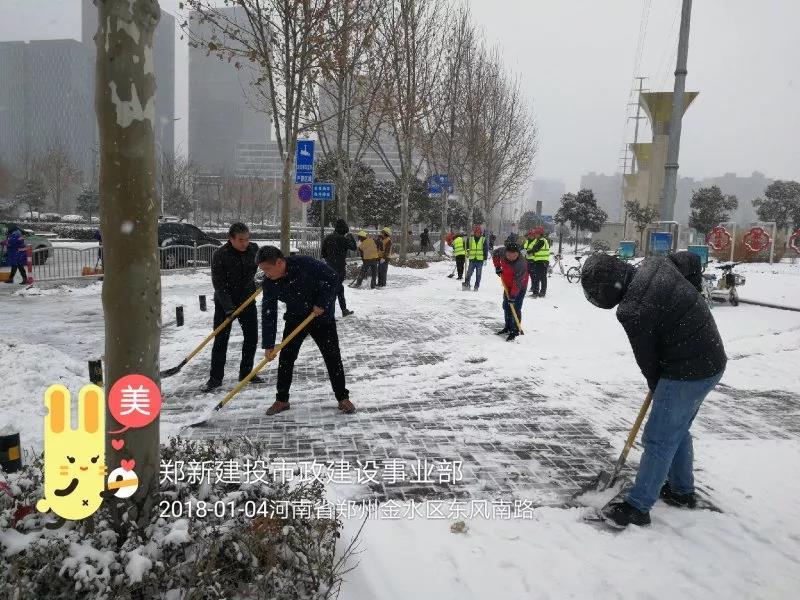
{"left": 492, "top": 238, "right": 529, "bottom": 341}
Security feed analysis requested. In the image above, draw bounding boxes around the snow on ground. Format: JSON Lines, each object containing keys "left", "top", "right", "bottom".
{"left": 2, "top": 256, "right": 800, "bottom": 598}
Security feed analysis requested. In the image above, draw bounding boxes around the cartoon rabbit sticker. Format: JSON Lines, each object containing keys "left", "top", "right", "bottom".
{"left": 37, "top": 384, "right": 107, "bottom": 520}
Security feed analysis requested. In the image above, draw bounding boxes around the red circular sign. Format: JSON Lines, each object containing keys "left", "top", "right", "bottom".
{"left": 706, "top": 226, "right": 731, "bottom": 251}
{"left": 789, "top": 228, "right": 800, "bottom": 256}
{"left": 298, "top": 184, "right": 312, "bottom": 203}
{"left": 743, "top": 226, "right": 771, "bottom": 252}
{"left": 108, "top": 374, "right": 161, "bottom": 429}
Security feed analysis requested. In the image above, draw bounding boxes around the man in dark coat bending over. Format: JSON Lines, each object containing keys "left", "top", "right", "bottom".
{"left": 257, "top": 245, "right": 355, "bottom": 415}
{"left": 581, "top": 253, "right": 727, "bottom": 529}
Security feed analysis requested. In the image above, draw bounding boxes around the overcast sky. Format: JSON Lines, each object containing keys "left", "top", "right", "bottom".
{"left": 2, "top": 0, "right": 799, "bottom": 191}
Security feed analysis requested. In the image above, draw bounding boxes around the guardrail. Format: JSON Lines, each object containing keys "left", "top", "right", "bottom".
{"left": 30, "top": 244, "right": 221, "bottom": 282}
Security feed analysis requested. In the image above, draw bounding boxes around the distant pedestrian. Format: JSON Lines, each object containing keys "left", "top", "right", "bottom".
{"left": 452, "top": 231, "right": 467, "bottom": 280}
{"left": 2, "top": 225, "right": 27, "bottom": 284}
{"left": 377, "top": 227, "right": 392, "bottom": 287}
{"left": 524, "top": 227, "right": 550, "bottom": 297}
{"left": 462, "top": 226, "right": 488, "bottom": 291}
{"left": 321, "top": 218, "right": 356, "bottom": 317}
{"left": 352, "top": 230, "right": 379, "bottom": 289}
{"left": 417, "top": 228, "right": 431, "bottom": 256}
{"left": 492, "top": 239, "right": 529, "bottom": 342}
{"left": 488, "top": 231, "right": 497, "bottom": 250}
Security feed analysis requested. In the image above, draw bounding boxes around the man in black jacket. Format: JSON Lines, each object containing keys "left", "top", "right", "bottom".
{"left": 321, "top": 218, "right": 356, "bottom": 317}
{"left": 203, "top": 223, "right": 261, "bottom": 392}
{"left": 257, "top": 246, "right": 355, "bottom": 416}
{"left": 581, "top": 253, "right": 727, "bottom": 529}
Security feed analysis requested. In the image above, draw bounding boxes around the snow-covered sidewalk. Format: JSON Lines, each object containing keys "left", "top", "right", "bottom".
{"left": 2, "top": 259, "right": 800, "bottom": 598}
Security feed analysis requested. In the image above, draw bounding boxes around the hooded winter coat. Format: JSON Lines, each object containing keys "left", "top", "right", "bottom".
{"left": 492, "top": 247, "right": 529, "bottom": 297}
{"left": 582, "top": 254, "right": 727, "bottom": 391}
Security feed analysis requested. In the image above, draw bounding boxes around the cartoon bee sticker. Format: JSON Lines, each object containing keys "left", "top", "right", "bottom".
{"left": 36, "top": 384, "right": 107, "bottom": 520}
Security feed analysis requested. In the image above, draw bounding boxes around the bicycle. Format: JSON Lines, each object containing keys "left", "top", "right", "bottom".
{"left": 566, "top": 255, "right": 585, "bottom": 283}
{"left": 549, "top": 254, "right": 568, "bottom": 276}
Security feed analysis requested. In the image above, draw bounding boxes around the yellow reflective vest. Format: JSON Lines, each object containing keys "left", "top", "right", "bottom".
{"left": 468, "top": 236, "right": 485, "bottom": 260}
{"left": 452, "top": 236, "right": 466, "bottom": 257}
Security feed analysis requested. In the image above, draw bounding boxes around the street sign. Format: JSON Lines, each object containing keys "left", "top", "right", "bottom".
{"left": 312, "top": 183, "right": 335, "bottom": 201}
{"left": 297, "top": 184, "right": 312, "bottom": 203}
{"left": 294, "top": 139, "right": 315, "bottom": 184}
{"left": 542, "top": 214, "right": 554, "bottom": 224}
{"left": 426, "top": 174, "right": 453, "bottom": 195}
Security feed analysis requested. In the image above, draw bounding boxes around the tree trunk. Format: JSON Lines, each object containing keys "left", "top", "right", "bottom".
{"left": 574, "top": 225, "right": 579, "bottom": 254}
{"left": 96, "top": 0, "right": 161, "bottom": 531}
{"left": 439, "top": 187, "right": 447, "bottom": 255}
{"left": 399, "top": 174, "right": 409, "bottom": 261}
{"left": 280, "top": 156, "right": 293, "bottom": 255}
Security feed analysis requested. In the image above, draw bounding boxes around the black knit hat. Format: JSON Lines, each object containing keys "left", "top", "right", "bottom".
{"left": 334, "top": 219, "right": 349, "bottom": 235}
{"left": 580, "top": 253, "right": 634, "bottom": 309}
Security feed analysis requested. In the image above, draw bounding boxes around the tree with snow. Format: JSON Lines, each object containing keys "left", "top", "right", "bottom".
{"left": 95, "top": 0, "right": 162, "bottom": 532}
{"left": 688, "top": 185, "right": 738, "bottom": 235}
{"left": 14, "top": 177, "right": 47, "bottom": 220}
{"left": 555, "top": 189, "right": 607, "bottom": 253}
{"left": 624, "top": 199, "right": 660, "bottom": 252}
{"left": 753, "top": 180, "right": 800, "bottom": 230}
{"left": 76, "top": 187, "right": 100, "bottom": 223}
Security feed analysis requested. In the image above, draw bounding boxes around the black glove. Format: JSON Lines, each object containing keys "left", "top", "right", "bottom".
{"left": 224, "top": 308, "right": 235, "bottom": 318}
{"left": 495, "top": 268, "right": 502, "bottom": 275}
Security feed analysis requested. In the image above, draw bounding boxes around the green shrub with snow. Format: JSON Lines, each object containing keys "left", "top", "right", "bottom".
{"left": 0, "top": 437, "right": 355, "bottom": 599}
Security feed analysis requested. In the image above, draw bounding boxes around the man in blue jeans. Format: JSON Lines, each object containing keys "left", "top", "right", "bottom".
{"left": 581, "top": 253, "right": 727, "bottom": 528}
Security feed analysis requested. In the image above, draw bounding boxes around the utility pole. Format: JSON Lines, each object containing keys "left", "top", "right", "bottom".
{"left": 660, "top": 0, "right": 692, "bottom": 222}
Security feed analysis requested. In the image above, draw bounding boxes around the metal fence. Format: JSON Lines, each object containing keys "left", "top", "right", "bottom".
{"left": 30, "top": 244, "right": 220, "bottom": 282}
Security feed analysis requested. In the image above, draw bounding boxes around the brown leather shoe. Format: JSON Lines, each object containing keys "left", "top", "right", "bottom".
{"left": 338, "top": 399, "right": 356, "bottom": 414}
{"left": 266, "top": 400, "right": 290, "bottom": 415}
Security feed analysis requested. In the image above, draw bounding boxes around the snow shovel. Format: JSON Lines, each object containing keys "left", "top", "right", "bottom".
{"left": 498, "top": 276, "right": 524, "bottom": 335}
{"left": 581, "top": 390, "right": 653, "bottom": 494}
{"left": 186, "top": 312, "right": 316, "bottom": 428}
{"left": 159, "top": 288, "right": 262, "bottom": 378}
{"left": 447, "top": 262, "right": 457, "bottom": 278}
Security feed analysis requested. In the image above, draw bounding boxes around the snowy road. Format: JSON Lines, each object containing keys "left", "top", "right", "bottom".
{"left": 2, "top": 259, "right": 799, "bottom": 598}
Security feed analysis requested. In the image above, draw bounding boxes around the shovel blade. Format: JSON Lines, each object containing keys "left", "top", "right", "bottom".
{"left": 159, "top": 359, "right": 187, "bottom": 378}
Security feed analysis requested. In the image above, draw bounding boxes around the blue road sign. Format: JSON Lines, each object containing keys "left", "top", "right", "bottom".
{"left": 426, "top": 174, "right": 453, "bottom": 195}
{"left": 312, "top": 183, "right": 335, "bottom": 201}
{"left": 294, "top": 140, "right": 315, "bottom": 184}
{"left": 297, "top": 183, "right": 312, "bottom": 203}
{"left": 542, "top": 214, "right": 554, "bottom": 224}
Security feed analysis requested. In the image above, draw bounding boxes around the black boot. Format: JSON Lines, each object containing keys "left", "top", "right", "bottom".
{"left": 342, "top": 309, "right": 354, "bottom": 317}
{"left": 240, "top": 374, "right": 265, "bottom": 384}
{"left": 201, "top": 378, "right": 222, "bottom": 393}
{"left": 496, "top": 328, "right": 509, "bottom": 335}
{"left": 601, "top": 501, "right": 651, "bottom": 529}
{"left": 660, "top": 483, "right": 697, "bottom": 508}
{"left": 506, "top": 331, "right": 518, "bottom": 342}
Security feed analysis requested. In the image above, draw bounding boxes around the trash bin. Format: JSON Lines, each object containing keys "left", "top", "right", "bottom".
{"left": 649, "top": 231, "right": 673, "bottom": 257}
{"left": 0, "top": 431, "right": 21, "bottom": 474}
{"left": 687, "top": 244, "right": 710, "bottom": 267}
{"left": 618, "top": 240, "right": 636, "bottom": 259}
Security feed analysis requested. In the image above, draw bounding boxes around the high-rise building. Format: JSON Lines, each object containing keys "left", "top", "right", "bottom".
{"left": 81, "top": 0, "right": 175, "bottom": 158}
{"left": 580, "top": 172, "right": 624, "bottom": 222}
{"left": 0, "top": 39, "right": 95, "bottom": 177}
{"left": 528, "top": 178, "right": 566, "bottom": 217}
{"left": 188, "top": 6, "right": 270, "bottom": 175}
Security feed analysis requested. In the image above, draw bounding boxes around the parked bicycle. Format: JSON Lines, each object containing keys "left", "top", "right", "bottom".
{"left": 566, "top": 255, "right": 586, "bottom": 283}
{"left": 701, "top": 262, "right": 746, "bottom": 307}
{"left": 549, "top": 254, "right": 568, "bottom": 276}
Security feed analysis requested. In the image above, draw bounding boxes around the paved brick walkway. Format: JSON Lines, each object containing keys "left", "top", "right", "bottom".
{"left": 162, "top": 267, "right": 800, "bottom": 506}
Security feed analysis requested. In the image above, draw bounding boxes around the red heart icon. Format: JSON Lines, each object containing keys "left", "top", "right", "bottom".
{"left": 121, "top": 459, "right": 135, "bottom": 472}
{"left": 111, "top": 439, "right": 125, "bottom": 451}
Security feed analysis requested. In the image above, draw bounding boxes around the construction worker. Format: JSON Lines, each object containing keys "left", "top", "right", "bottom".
{"left": 203, "top": 222, "right": 261, "bottom": 392}
{"left": 492, "top": 238, "right": 529, "bottom": 342}
{"left": 526, "top": 226, "right": 550, "bottom": 297}
{"left": 377, "top": 226, "right": 392, "bottom": 287}
{"left": 463, "top": 225, "right": 488, "bottom": 291}
{"left": 452, "top": 230, "right": 467, "bottom": 280}
{"left": 256, "top": 245, "right": 355, "bottom": 416}
{"left": 352, "top": 230, "right": 379, "bottom": 289}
